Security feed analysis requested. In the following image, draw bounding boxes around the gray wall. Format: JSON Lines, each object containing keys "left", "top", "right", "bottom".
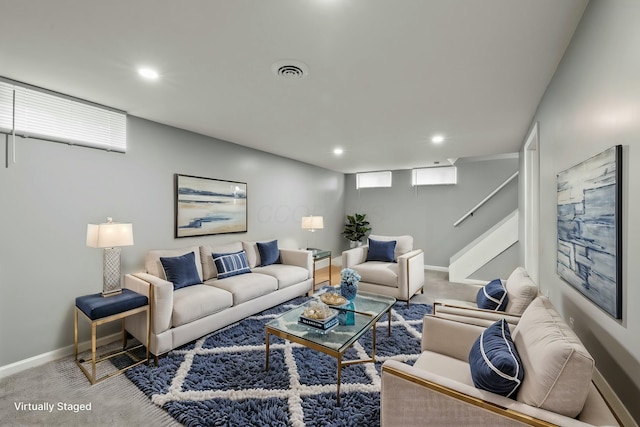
{"left": 524, "top": 0, "right": 640, "bottom": 419}
{"left": 344, "top": 157, "right": 519, "bottom": 280}
{"left": 0, "top": 116, "right": 344, "bottom": 367}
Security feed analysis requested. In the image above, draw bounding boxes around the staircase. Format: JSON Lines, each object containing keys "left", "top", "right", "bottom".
{"left": 449, "top": 210, "right": 519, "bottom": 283}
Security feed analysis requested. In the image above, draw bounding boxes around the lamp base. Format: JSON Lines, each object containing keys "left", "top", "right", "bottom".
{"left": 101, "top": 289, "right": 123, "bottom": 298}
{"left": 102, "top": 247, "right": 122, "bottom": 297}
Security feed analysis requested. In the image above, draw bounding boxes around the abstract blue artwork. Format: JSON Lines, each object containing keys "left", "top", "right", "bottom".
{"left": 557, "top": 146, "right": 622, "bottom": 318}
{"left": 175, "top": 174, "right": 247, "bottom": 237}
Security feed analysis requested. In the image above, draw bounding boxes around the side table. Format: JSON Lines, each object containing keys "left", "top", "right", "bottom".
{"left": 308, "top": 248, "right": 332, "bottom": 289}
{"left": 74, "top": 288, "right": 149, "bottom": 384}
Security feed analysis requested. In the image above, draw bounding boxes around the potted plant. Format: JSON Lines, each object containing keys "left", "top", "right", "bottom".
{"left": 342, "top": 213, "right": 372, "bottom": 248}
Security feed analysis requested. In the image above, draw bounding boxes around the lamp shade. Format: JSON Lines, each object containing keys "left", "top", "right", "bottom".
{"left": 87, "top": 219, "right": 134, "bottom": 248}
{"left": 301, "top": 216, "right": 324, "bottom": 231}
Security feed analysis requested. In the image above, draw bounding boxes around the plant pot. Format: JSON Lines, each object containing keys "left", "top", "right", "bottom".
{"left": 349, "top": 240, "right": 363, "bottom": 249}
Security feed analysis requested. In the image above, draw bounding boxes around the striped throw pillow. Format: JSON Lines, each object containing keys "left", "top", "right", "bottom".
{"left": 469, "top": 319, "right": 524, "bottom": 398}
{"left": 477, "top": 279, "right": 509, "bottom": 311}
{"left": 213, "top": 250, "right": 251, "bottom": 279}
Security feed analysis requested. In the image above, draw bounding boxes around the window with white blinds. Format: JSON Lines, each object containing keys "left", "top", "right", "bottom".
{"left": 0, "top": 80, "right": 126, "bottom": 152}
{"left": 412, "top": 166, "right": 457, "bottom": 186}
{"left": 356, "top": 171, "right": 392, "bottom": 189}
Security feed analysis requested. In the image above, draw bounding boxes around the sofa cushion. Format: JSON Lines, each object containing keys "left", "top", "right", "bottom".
{"left": 366, "top": 238, "right": 396, "bottom": 262}
{"left": 212, "top": 250, "right": 251, "bottom": 279}
{"left": 206, "top": 273, "right": 277, "bottom": 305}
{"left": 513, "top": 296, "right": 594, "bottom": 418}
{"left": 257, "top": 240, "right": 281, "bottom": 266}
{"left": 160, "top": 252, "right": 202, "bottom": 290}
{"left": 368, "top": 234, "right": 413, "bottom": 260}
{"left": 172, "top": 285, "right": 233, "bottom": 327}
{"left": 200, "top": 242, "right": 243, "bottom": 280}
{"left": 469, "top": 319, "right": 523, "bottom": 398}
{"left": 504, "top": 267, "right": 538, "bottom": 315}
{"left": 415, "top": 351, "right": 474, "bottom": 387}
{"left": 146, "top": 247, "right": 203, "bottom": 282}
{"left": 241, "top": 241, "right": 261, "bottom": 268}
{"left": 352, "top": 262, "right": 398, "bottom": 288}
{"left": 252, "top": 264, "right": 308, "bottom": 289}
{"left": 476, "top": 279, "right": 508, "bottom": 311}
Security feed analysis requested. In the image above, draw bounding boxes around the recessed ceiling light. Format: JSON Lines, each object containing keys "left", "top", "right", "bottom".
{"left": 333, "top": 147, "right": 344, "bottom": 155}
{"left": 138, "top": 67, "right": 159, "bottom": 80}
{"left": 431, "top": 135, "right": 445, "bottom": 144}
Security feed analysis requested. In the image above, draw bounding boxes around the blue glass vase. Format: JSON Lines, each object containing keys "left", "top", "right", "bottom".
{"left": 338, "top": 302, "right": 355, "bottom": 326}
{"left": 340, "top": 280, "right": 358, "bottom": 301}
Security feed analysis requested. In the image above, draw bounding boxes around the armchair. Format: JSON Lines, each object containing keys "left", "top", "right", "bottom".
{"left": 433, "top": 267, "right": 538, "bottom": 327}
{"left": 381, "top": 296, "right": 620, "bottom": 426}
{"left": 342, "top": 234, "right": 424, "bottom": 306}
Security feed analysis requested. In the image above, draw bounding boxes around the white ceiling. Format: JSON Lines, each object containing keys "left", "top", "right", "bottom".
{"left": 0, "top": 0, "right": 587, "bottom": 173}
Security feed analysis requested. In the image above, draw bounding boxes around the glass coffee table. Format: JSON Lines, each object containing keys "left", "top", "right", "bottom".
{"left": 265, "top": 291, "right": 396, "bottom": 405}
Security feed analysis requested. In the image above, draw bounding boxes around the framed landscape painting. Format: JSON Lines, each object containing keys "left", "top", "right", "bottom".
{"left": 557, "top": 145, "right": 622, "bottom": 318}
{"left": 175, "top": 174, "right": 247, "bottom": 238}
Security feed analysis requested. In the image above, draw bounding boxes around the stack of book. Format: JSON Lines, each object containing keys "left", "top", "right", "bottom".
{"left": 299, "top": 311, "right": 338, "bottom": 331}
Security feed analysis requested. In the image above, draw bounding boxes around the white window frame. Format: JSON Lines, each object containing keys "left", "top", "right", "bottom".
{"left": 411, "top": 166, "right": 457, "bottom": 186}
{"left": 356, "top": 171, "right": 392, "bottom": 189}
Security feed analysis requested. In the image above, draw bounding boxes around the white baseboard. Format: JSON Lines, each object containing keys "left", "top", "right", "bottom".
{"left": 592, "top": 368, "right": 638, "bottom": 427}
{"left": 0, "top": 332, "right": 120, "bottom": 379}
{"left": 424, "top": 265, "right": 487, "bottom": 285}
{"left": 424, "top": 265, "right": 449, "bottom": 272}
{"left": 456, "top": 278, "right": 488, "bottom": 286}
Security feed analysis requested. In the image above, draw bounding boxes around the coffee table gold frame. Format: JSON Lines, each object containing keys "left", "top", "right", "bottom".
{"left": 265, "top": 296, "right": 394, "bottom": 405}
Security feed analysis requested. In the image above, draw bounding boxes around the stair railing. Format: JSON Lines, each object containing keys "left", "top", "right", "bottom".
{"left": 453, "top": 171, "right": 519, "bottom": 227}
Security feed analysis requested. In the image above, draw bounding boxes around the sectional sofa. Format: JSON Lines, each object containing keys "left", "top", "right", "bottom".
{"left": 123, "top": 240, "right": 313, "bottom": 358}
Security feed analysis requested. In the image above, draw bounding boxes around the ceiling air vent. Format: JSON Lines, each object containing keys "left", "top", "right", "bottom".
{"left": 272, "top": 60, "right": 309, "bottom": 80}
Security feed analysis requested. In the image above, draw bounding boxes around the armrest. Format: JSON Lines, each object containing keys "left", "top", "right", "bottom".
{"left": 125, "top": 273, "right": 173, "bottom": 334}
{"left": 434, "top": 300, "right": 523, "bottom": 327}
{"left": 421, "top": 314, "right": 484, "bottom": 360}
{"left": 279, "top": 249, "right": 313, "bottom": 279}
{"left": 381, "top": 360, "right": 594, "bottom": 427}
{"left": 342, "top": 246, "right": 368, "bottom": 268}
{"left": 397, "top": 250, "right": 424, "bottom": 291}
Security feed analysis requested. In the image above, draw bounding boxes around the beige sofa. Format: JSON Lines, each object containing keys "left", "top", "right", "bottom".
{"left": 381, "top": 296, "right": 620, "bottom": 426}
{"left": 124, "top": 241, "right": 313, "bottom": 357}
{"left": 342, "top": 234, "right": 424, "bottom": 306}
{"left": 433, "top": 267, "right": 539, "bottom": 327}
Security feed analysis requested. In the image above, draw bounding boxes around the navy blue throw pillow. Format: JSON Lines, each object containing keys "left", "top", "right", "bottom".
{"left": 257, "top": 240, "right": 281, "bottom": 266}
{"left": 160, "top": 252, "right": 202, "bottom": 290}
{"left": 469, "top": 319, "right": 524, "bottom": 398}
{"left": 213, "top": 250, "right": 251, "bottom": 279}
{"left": 477, "top": 279, "right": 509, "bottom": 311}
{"left": 366, "top": 238, "right": 396, "bottom": 262}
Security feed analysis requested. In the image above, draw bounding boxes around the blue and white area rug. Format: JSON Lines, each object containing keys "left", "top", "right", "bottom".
{"left": 126, "top": 296, "right": 431, "bottom": 427}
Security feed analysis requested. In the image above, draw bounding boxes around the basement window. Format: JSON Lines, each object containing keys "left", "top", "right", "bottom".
{"left": 412, "top": 166, "right": 457, "bottom": 186}
{"left": 0, "top": 79, "right": 127, "bottom": 152}
{"left": 356, "top": 171, "right": 392, "bottom": 189}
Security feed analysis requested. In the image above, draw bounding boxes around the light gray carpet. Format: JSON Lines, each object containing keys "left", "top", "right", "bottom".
{"left": 0, "top": 270, "right": 474, "bottom": 427}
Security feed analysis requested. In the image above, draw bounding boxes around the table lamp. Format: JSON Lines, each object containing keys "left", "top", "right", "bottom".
{"left": 301, "top": 215, "right": 323, "bottom": 250}
{"left": 87, "top": 217, "right": 134, "bottom": 297}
